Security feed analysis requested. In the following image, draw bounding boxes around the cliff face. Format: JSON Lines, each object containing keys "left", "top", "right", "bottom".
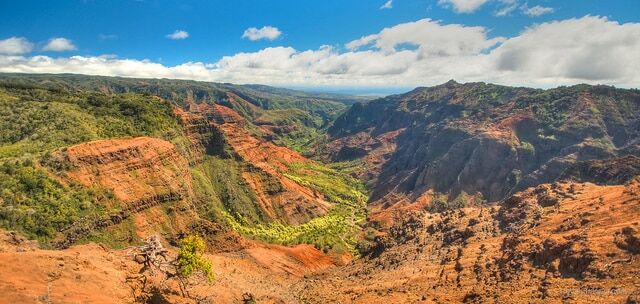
{"left": 55, "top": 100, "right": 335, "bottom": 241}
{"left": 560, "top": 155, "right": 640, "bottom": 185}
{"left": 49, "top": 137, "right": 197, "bottom": 247}
{"left": 325, "top": 81, "right": 640, "bottom": 204}
{"left": 182, "top": 100, "right": 332, "bottom": 225}
{"left": 65, "top": 137, "right": 192, "bottom": 205}
{"left": 0, "top": 74, "right": 639, "bottom": 303}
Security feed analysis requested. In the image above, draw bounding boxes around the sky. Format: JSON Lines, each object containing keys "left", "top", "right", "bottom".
{"left": 1, "top": 0, "right": 639, "bottom": 91}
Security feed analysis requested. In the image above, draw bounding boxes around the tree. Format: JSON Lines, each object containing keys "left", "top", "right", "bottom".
{"left": 176, "top": 235, "right": 214, "bottom": 282}
{"left": 128, "top": 234, "right": 214, "bottom": 302}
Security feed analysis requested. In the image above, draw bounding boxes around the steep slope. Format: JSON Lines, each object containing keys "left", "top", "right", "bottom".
{"left": 210, "top": 103, "right": 332, "bottom": 224}
{"left": 3, "top": 179, "right": 637, "bottom": 303}
{"left": 1, "top": 74, "right": 638, "bottom": 303}
{"left": 181, "top": 101, "right": 367, "bottom": 252}
{"left": 51, "top": 137, "right": 198, "bottom": 248}
{"left": 178, "top": 99, "right": 332, "bottom": 225}
{"left": 324, "top": 81, "right": 640, "bottom": 206}
{"left": 0, "top": 82, "right": 184, "bottom": 246}
{"left": 65, "top": 137, "right": 192, "bottom": 205}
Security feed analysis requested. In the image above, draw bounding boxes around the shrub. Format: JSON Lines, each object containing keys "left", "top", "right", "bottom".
{"left": 519, "top": 141, "right": 535, "bottom": 154}
{"left": 426, "top": 193, "right": 466, "bottom": 213}
{"left": 176, "top": 235, "right": 214, "bottom": 282}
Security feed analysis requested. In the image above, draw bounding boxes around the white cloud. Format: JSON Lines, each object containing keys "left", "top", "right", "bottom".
{"left": 380, "top": 0, "right": 393, "bottom": 9}
{"left": 242, "top": 26, "right": 282, "bottom": 41}
{"left": 166, "top": 30, "right": 189, "bottom": 40}
{"left": 0, "top": 37, "right": 33, "bottom": 54}
{"left": 0, "top": 16, "right": 638, "bottom": 88}
{"left": 43, "top": 38, "right": 77, "bottom": 51}
{"left": 438, "top": 0, "right": 489, "bottom": 13}
{"left": 345, "top": 19, "right": 503, "bottom": 56}
{"left": 522, "top": 5, "right": 554, "bottom": 17}
{"left": 494, "top": 0, "right": 518, "bottom": 16}
{"left": 491, "top": 16, "right": 640, "bottom": 84}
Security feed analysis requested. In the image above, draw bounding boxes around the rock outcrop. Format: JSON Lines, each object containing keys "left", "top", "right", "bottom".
{"left": 52, "top": 137, "right": 196, "bottom": 247}
{"left": 298, "top": 179, "right": 640, "bottom": 303}
{"left": 65, "top": 137, "right": 193, "bottom": 205}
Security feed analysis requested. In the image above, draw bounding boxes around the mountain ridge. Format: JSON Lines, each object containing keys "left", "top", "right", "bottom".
{"left": 322, "top": 80, "right": 640, "bottom": 206}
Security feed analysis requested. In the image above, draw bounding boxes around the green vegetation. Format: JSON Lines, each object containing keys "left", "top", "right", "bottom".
{"left": 537, "top": 129, "right": 558, "bottom": 141}
{"left": 586, "top": 137, "right": 615, "bottom": 153}
{"left": 0, "top": 85, "right": 180, "bottom": 159}
{"left": 284, "top": 162, "right": 367, "bottom": 208}
{"left": 0, "top": 80, "right": 182, "bottom": 246}
{"left": 77, "top": 217, "right": 140, "bottom": 249}
{"left": 191, "top": 156, "right": 270, "bottom": 226}
{"left": 519, "top": 141, "right": 535, "bottom": 155}
{"left": 0, "top": 160, "right": 114, "bottom": 244}
{"left": 176, "top": 235, "right": 215, "bottom": 282}
{"left": 223, "top": 161, "right": 368, "bottom": 254}
{"left": 508, "top": 169, "right": 523, "bottom": 186}
{"left": 258, "top": 108, "right": 326, "bottom": 154}
{"left": 0, "top": 74, "right": 369, "bottom": 153}
{"left": 0, "top": 75, "right": 370, "bottom": 252}
{"left": 426, "top": 192, "right": 467, "bottom": 213}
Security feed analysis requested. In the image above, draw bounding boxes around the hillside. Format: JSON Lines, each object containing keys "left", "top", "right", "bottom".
{"left": 299, "top": 178, "right": 640, "bottom": 303}
{"left": 0, "top": 73, "right": 370, "bottom": 154}
{"left": 323, "top": 80, "right": 640, "bottom": 206}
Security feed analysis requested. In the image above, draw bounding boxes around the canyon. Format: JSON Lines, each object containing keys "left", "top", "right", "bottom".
{"left": 0, "top": 74, "right": 638, "bottom": 303}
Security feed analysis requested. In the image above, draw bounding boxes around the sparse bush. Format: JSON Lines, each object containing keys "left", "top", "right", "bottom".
{"left": 426, "top": 193, "right": 466, "bottom": 213}
{"left": 519, "top": 141, "right": 535, "bottom": 154}
{"left": 176, "top": 235, "right": 214, "bottom": 282}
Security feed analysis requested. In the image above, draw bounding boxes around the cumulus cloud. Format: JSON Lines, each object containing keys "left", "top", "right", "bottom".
{"left": 440, "top": 0, "right": 554, "bottom": 17}
{"left": 167, "top": 30, "right": 189, "bottom": 40}
{"left": 380, "top": 0, "right": 393, "bottom": 9}
{"left": 438, "top": 0, "right": 489, "bottom": 13}
{"left": 43, "top": 38, "right": 77, "bottom": 51}
{"left": 345, "top": 19, "right": 503, "bottom": 55}
{"left": 0, "top": 16, "right": 638, "bottom": 88}
{"left": 0, "top": 37, "right": 33, "bottom": 54}
{"left": 242, "top": 26, "right": 282, "bottom": 41}
{"left": 491, "top": 16, "right": 640, "bottom": 84}
{"left": 522, "top": 5, "right": 554, "bottom": 17}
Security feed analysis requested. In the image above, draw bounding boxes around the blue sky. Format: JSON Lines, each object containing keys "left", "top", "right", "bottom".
{"left": 1, "top": 0, "right": 639, "bottom": 90}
